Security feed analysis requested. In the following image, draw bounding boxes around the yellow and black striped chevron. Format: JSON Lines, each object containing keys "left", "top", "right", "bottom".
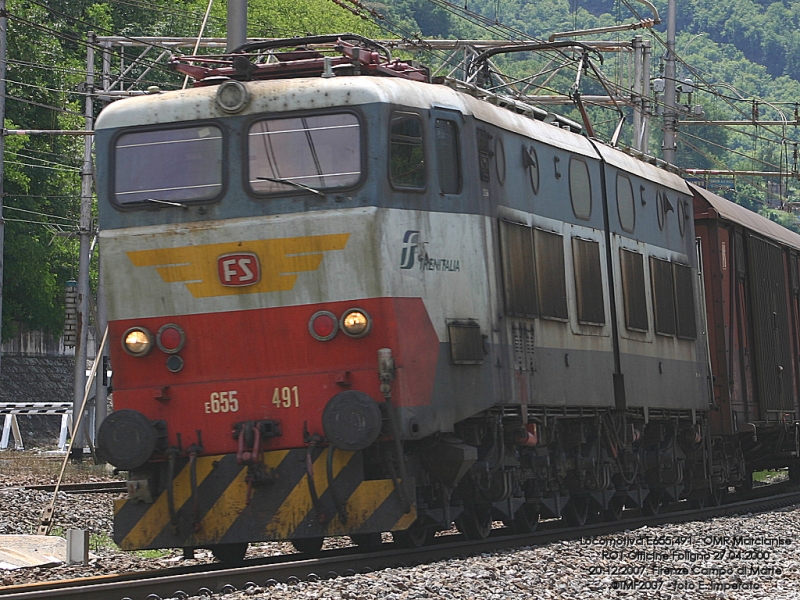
{"left": 114, "top": 447, "right": 416, "bottom": 549}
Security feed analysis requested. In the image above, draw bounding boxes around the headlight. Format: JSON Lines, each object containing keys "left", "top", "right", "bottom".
{"left": 123, "top": 327, "right": 153, "bottom": 357}
{"left": 340, "top": 309, "right": 371, "bottom": 338}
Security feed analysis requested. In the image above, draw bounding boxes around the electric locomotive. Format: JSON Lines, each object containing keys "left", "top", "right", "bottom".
{"left": 94, "top": 35, "right": 796, "bottom": 560}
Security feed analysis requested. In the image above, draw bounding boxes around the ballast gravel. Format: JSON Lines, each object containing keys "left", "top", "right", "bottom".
{"left": 0, "top": 465, "right": 799, "bottom": 599}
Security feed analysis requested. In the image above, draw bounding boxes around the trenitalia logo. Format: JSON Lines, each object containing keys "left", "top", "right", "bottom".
{"left": 400, "top": 230, "right": 460, "bottom": 272}
{"left": 127, "top": 233, "right": 349, "bottom": 298}
{"left": 400, "top": 230, "right": 420, "bottom": 269}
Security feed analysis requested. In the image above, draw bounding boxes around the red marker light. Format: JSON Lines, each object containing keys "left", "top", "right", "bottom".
{"left": 157, "top": 324, "right": 186, "bottom": 354}
{"left": 309, "top": 311, "right": 338, "bottom": 341}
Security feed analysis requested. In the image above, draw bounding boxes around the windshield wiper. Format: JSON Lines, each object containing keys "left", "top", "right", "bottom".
{"left": 144, "top": 198, "right": 188, "bottom": 208}
{"left": 256, "top": 176, "right": 325, "bottom": 197}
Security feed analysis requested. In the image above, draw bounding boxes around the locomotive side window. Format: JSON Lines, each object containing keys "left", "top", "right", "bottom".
{"left": 620, "top": 249, "right": 649, "bottom": 331}
{"left": 616, "top": 173, "right": 635, "bottom": 233}
{"left": 249, "top": 113, "right": 361, "bottom": 194}
{"left": 495, "top": 136, "right": 506, "bottom": 185}
{"left": 114, "top": 125, "right": 223, "bottom": 205}
{"left": 435, "top": 119, "right": 461, "bottom": 194}
{"left": 674, "top": 263, "right": 698, "bottom": 339}
{"left": 572, "top": 238, "right": 605, "bottom": 325}
{"left": 569, "top": 157, "right": 592, "bottom": 220}
{"left": 650, "top": 257, "right": 677, "bottom": 335}
{"left": 389, "top": 112, "right": 425, "bottom": 189}
{"left": 499, "top": 220, "right": 537, "bottom": 317}
{"left": 535, "top": 229, "right": 568, "bottom": 320}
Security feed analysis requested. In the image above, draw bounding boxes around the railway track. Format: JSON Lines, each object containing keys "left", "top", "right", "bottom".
{"left": 17, "top": 481, "right": 127, "bottom": 494}
{"left": 1, "top": 485, "right": 799, "bottom": 600}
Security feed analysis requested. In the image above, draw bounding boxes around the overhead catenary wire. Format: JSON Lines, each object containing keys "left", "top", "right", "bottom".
{"left": 4, "top": 0, "right": 798, "bottom": 200}
{"left": 3, "top": 206, "right": 78, "bottom": 223}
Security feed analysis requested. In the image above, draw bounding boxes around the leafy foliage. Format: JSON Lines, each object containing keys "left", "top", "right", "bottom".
{"left": 4, "top": 0, "right": 800, "bottom": 340}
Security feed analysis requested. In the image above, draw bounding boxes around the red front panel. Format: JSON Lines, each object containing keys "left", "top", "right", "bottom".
{"left": 109, "top": 297, "right": 440, "bottom": 454}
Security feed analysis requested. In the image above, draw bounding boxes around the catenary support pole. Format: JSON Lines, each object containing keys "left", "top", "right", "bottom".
{"left": 632, "top": 35, "right": 644, "bottom": 152}
{"left": 662, "top": 0, "right": 677, "bottom": 163}
{"left": 0, "top": 0, "right": 7, "bottom": 376}
{"left": 226, "top": 0, "right": 247, "bottom": 53}
{"left": 71, "top": 32, "right": 96, "bottom": 461}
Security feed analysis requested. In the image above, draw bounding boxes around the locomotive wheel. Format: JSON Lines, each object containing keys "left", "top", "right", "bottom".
{"left": 393, "top": 526, "right": 434, "bottom": 548}
{"left": 641, "top": 491, "right": 661, "bottom": 516}
{"left": 457, "top": 507, "right": 492, "bottom": 540}
{"left": 562, "top": 496, "right": 589, "bottom": 527}
{"left": 291, "top": 537, "right": 324, "bottom": 554}
{"left": 512, "top": 503, "right": 539, "bottom": 533}
{"left": 350, "top": 532, "right": 383, "bottom": 548}
{"left": 789, "top": 462, "right": 800, "bottom": 482}
{"left": 603, "top": 497, "right": 624, "bottom": 522}
{"left": 209, "top": 543, "right": 248, "bottom": 563}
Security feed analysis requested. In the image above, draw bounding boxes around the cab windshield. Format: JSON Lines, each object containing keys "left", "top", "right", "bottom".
{"left": 248, "top": 113, "right": 361, "bottom": 194}
{"left": 113, "top": 125, "right": 223, "bottom": 206}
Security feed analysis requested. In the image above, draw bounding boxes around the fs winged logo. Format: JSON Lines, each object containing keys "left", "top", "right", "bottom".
{"left": 218, "top": 253, "right": 260, "bottom": 287}
{"left": 127, "top": 233, "right": 349, "bottom": 298}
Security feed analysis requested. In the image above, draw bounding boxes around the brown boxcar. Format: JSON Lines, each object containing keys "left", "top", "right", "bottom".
{"left": 692, "top": 184, "right": 800, "bottom": 476}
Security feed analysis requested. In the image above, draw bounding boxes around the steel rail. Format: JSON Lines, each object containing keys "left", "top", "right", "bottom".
{"left": 16, "top": 482, "right": 127, "bottom": 494}
{"left": 2, "top": 488, "right": 799, "bottom": 600}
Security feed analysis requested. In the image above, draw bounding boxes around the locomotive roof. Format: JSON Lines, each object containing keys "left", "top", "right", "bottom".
{"left": 692, "top": 183, "right": 800, "bottom": 251}
{"left": 95, "top": 75, "right": 688, "bottom": 194}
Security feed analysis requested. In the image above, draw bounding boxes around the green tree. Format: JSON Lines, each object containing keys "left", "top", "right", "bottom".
{"left": 2, "top": 0, "right": 85, "bottom": 340}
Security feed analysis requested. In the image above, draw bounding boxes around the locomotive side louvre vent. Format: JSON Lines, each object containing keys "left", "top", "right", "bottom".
{"left": 448, "top": 320, "right": 484, "bottom": 365}
{"left": 534, "top": 229, "right": 568, "bottom": 320}
{"left": 572, "top": 238, "right": 605, "bottom": 326}
{"left": 650, "top": 257, "right": 677, "bottom": 336}
{"left": 620, "top": 249, "right": 649, "bottom": 332}
{"left": 499, "top": 220, "right": 538, "bottom": 317}
{"left": 673, "top": 263, "right": 698, "bottom": 340}
{"left": 791, "top": 254, "right": 799, "bottom": 297}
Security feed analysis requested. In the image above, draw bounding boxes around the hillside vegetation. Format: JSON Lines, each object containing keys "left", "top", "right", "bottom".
{"left": 2, "top": 0, "right": 798, "bottom": 339}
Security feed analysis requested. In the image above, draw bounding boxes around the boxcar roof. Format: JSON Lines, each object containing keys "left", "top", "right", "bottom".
{"left": 691, "top": 183, "right": 800, "bottom": 251}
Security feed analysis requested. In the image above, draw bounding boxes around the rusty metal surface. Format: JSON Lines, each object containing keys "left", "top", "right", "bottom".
{"left": 692, "top": 183, "right": 800, "bottom": 252}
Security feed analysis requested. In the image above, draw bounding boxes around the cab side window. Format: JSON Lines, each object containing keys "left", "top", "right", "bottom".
{"left": 390, "top": 112, "right": 425, "bottom": 189}
{"left": 435, "top": 119, "right": 461, "bottom": 194}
